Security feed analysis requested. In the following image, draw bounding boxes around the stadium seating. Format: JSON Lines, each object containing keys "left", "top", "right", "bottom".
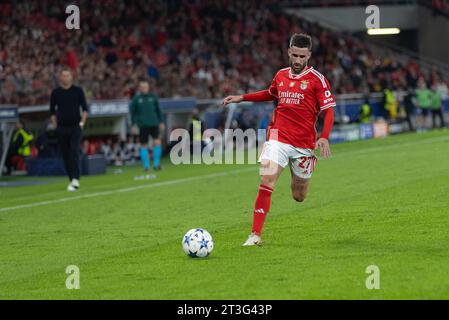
{"left": 1, "top": 0, "right": 446, "bottom": 107}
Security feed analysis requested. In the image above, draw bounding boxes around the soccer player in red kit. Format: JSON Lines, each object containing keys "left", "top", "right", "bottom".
{"left": 222, "top": 33, "right": 336, "bottom": 246}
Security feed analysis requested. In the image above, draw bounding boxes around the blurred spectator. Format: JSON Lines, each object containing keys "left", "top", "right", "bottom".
{"left": 82, "top": 140, "right": 89, "bottom": 156}
{"left": 415, "top": 78, "right": 433, "bottom": 131}
{"left": 5, "top": 120, "right": 34, "bottom": 174}
{"left": 101, "top": 138, "right": 114, "bottom": 165}
{"left": 358, "top": 97, "right": 372, "bottom": 124}
{"left": 434, "top": 76, "right": 449, "bottom": 100}
{"left": 381, "top": 85, "right": 397, "bottom": 121}
{"left": 125, "top": 135, "right": 139, "bottom": 163}
{"left": 402, "top": 88, "right": 416, "bottom": 132}
{"left": 188, "top": 108, "right": 206, "bottom": 153}
{"left": 35, "top": 122, "right": 60, "bottom": 157}
{"left": 0, "top": 0, "right": 445, "bottom": 107}
{"left": 81, "top": 139, "right": 98, "bottom": 156}
{"left": 431, "top": 0, "right": 449, "bottom": 16}
{"left": 112, "top": 139, "right": 133, "bottom": 166}
{"left": 430, "top": 83, "right": 446, "bottom": 128}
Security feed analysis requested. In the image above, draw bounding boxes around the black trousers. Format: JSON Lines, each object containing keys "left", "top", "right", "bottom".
{"left": 56, "top": 126, "right": 82, "bottom": 181}
{"left": 431, "top": 109, "right": 445, "bottom": 128}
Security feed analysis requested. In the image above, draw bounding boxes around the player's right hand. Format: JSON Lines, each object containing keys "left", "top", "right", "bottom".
{"left": 222, "top": 95, "right": 243, "bottom": 106}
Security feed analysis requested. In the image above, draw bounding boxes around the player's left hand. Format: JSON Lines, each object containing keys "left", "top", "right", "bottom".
{"left": 315, "top": 138, "right": 331, "bottom": 158}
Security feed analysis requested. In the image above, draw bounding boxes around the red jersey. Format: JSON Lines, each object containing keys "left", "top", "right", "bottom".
{"left": 266, "top": 66, "right": 336, "bottom": 149}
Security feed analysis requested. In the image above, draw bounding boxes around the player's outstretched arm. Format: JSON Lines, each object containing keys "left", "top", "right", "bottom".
{"left": 222, "top": 95, "right": 243, "bottom": 106}
{"left": 222, "top": 89, "right": 275, "bottom": 106}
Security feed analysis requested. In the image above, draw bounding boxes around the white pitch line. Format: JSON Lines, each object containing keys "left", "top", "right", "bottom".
{"left": 1, "top": 134, "right": 447, "bottom": 213}
{"left": 0, "top": 167, "right": 255, "bottom": 213}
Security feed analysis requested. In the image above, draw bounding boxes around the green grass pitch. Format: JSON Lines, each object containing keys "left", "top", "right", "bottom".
{"left": 1, "top": 130, "right": 449, "bottom": 299}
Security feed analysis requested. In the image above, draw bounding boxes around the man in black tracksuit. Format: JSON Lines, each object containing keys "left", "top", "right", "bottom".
{"left": 50, "top": 69, "right": 88, "bottom": 191}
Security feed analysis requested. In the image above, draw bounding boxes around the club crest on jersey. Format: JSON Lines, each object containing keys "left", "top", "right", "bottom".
{"left": 289, "top": 82, "right": 296, "bottom": 88}
{"left": 300, "top": 80, "right": 309, "bottom": 90}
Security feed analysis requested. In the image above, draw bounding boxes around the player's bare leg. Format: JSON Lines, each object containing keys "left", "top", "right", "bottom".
{"left": 290, "top": 167, "right": 310, "bottom": 202}
{"left": 260, "top": 159, "right": 284, "bottom": 188}
{"left": 243, "top": 159, "right": 284, "bottom": 246}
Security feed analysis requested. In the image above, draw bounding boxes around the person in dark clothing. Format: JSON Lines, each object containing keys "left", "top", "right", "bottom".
{"left": 402, "top": 88, "right": 416, "bottom": 131}
{"left": 358, "top": 97, "right": 372, "bottom": 124}
{"left": 188, "top": 108, "right": 206, "bottom": 154}
{"left": 50, "top": 69, "right": 88, "bottom": 191}
{"left": 35, "top": 122, "right": 59, "bottom": 158}
{"left": 430, "top": 83, "right": 446, "bottom": 129}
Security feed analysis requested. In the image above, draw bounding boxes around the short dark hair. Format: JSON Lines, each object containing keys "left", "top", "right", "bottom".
{"left": 60, "top": 68, "right": 72, "bottom": 74}
{"left": 289, "top": 33, "right": 312, "bottom": 51}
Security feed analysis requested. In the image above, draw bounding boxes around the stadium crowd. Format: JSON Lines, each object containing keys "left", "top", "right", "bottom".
{"left": 1, "top": 0, "right": 447, "bottom": 107}
{"left": 430, "top": 0, "right": 449, "bottom": 15}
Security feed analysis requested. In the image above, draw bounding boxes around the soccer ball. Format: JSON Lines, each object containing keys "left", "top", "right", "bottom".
{"left": 182, "top": 228, "right": 214, "bottom": 258}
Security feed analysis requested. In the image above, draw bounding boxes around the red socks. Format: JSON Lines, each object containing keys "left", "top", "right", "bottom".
{"left": 252, "top": 184, "right": 274, "bottom": 236}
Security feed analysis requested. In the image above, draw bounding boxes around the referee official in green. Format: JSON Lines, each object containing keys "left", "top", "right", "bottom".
{"left": 129, "top": 80, "right": 164, "bottom": 171}
{"left": 50, "top": 69, "right": 88, "bottom": 192}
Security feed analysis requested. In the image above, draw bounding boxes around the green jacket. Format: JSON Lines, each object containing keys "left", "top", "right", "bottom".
{"left": 430, "top": 90, "right": 442, "bottom": 110}
{"left": 415, "top": 88, "right": 432, "bottom": 109}
{"left": 129, "top": 93, "right": 162, "bottom": 127}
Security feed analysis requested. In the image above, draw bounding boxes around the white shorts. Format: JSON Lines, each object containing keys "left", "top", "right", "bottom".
{"left": 258, "top": 139, "right": 317, "bottom": 179}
